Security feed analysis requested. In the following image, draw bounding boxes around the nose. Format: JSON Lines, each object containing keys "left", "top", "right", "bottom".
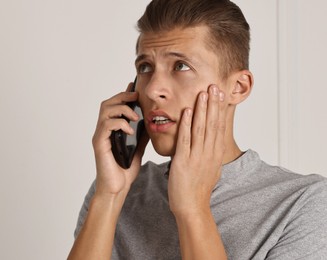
{"left": 144, "top": 73, "right": 170, "bottom": 103}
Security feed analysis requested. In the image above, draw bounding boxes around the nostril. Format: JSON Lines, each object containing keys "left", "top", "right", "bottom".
{"left": 159, "top": 95, "right": 166, "bottom": 99}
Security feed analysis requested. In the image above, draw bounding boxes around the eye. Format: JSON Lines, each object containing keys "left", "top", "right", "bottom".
{"left": 138, "top": 63, "right": 153, "bottom": 74}
{"left": 174, "top": 62, "right": 191, "bottom": 71}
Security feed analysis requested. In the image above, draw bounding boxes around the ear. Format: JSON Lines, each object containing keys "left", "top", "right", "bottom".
{"left": 228, "top": 70, "right": 253, "bottom": 105}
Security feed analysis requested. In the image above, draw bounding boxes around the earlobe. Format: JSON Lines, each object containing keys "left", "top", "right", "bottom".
{"left": 229, "top": 71, "right": 253, "bottom": 105}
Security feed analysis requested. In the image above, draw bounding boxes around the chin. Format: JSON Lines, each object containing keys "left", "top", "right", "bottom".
{"left": 150, "top": 139, "right": 176, "bottom": 157}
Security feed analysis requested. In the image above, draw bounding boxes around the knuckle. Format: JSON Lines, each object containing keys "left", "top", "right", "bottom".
{"left": 99, "top": 118, "right": 116, "bottom": 133}
{"left": 209, "top": 120, "right": 219, "bottom": 130}
{"left": 195, "top": 126, "right": 205, "bottom": 136}
{"left": 217, "top": 121, "right": 226, "bottom": 132}
{"left": 92, "top": 133, "right": 101, "bottom": 149}
{"left": 121, "top": 120, "right": 131, "bottom": 130}
{"left": 210, "top": 95, "right": 220, "bottom": 103}
{"left": 118, "top": 91, "right": 126, "bottom": 99}
{"left": 101, "top": 119, "right": 111, "bottom": 129}
{"left": 99, "top": 101, "right": 109, "bottom": 114}
{"left": 181, "top": 135, "right": 191, "bottom": 146}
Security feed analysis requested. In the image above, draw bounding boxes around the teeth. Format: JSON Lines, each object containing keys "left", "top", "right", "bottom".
{"left": 154, "top": 120, "right": 170, "bottom": 125}
{"left": 152, "top": 116, "right": 171, "bottom": 125}
{"left": 153, "top": 116, "right": 168, "bottom": 121}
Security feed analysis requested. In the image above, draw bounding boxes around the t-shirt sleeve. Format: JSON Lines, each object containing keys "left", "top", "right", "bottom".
{"left": 266, "top": 179, "right": 327, "bottom": 259}
{"left": 73, "top": 180, "right": 96, "bottom": 239}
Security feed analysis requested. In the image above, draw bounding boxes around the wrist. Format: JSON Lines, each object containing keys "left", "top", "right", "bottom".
{"left": 173, "top": 206, "right": 212, "bottom": 223}
{"left": 94, "top": 180, "right": 131, "bottom": 200}
{"left": 91, "top": 189, "right": 128, "bottom": 214}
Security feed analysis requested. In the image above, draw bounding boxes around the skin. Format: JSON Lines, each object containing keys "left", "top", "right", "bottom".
{"left": 68, "top": 25, "right": 253, "bottom": 259}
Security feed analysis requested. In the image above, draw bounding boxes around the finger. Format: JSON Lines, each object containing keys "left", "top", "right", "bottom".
{"left": 190, "top": 92, "right": 208, "bottom": 155}
{"left": 93, "top": 118, "right": 134, "bottom": 148}
{"left": 213, "top": 89, "right": 227, "bottom": 159}
{"left": 174, "top": 108, "right": 193, "bottom": 158}
{"left": 97, "top": 89, "right": 139, "bottom": 126}
{"left": 98, "top": 103, "right": 140, "bottom": 122}
{"left": 100, "top": 91, "right": 138, "bottom": 108}
{"left": 204, "top": 85, "right": 220, "bottom": 148}
{"left": 126, "top": 81, "right": 135, "bottom": 92}
{"left": 96, "top": 103, "right": 138, "bottom": 132}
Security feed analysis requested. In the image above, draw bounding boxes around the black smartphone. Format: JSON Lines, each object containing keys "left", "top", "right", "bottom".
{"left": 110, "top": 78, "right": 144, "bottom": 169}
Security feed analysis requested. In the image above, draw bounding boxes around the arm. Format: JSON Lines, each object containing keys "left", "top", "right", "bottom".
{"left": 68, "top": 193, "right": 126, "bottom": 259}
{"left": 175, "top": 210, "right": 227, "bottom": 260}
{"left": 68, "top": 83, "right": 148, "bottom": 260}
{"left": 169, "top": 85, "right": 227, "bottom": 259}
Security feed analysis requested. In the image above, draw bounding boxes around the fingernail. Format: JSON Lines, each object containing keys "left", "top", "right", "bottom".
{"left": 186, "top": 108, "right": 192, "bottom": 117}
{"left": 212, "top": 85, "right": 219, "bottom": 96}
{"left": 201, "top": 93, "right": 208, "bottom": 102}
{"left": 219, "top": 91, "right": 225, "bottom": 102}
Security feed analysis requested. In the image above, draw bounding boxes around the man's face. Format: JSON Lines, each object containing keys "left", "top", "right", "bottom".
{"left": 135, "top": 26, "right": 228, "bottom": 156}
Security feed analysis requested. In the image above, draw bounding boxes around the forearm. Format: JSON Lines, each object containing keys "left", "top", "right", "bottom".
{"left": 175, "top": 209, "right": 227, "bottom": 260}
{"left": 68, "top": 193, "right": 127, "bottom": 260}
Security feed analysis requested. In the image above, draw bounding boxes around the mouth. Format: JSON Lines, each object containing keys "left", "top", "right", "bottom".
{"left": 147, "top": 111, "right": 176, "bottom": 133}
{"left": 151, "top": 116, "right": 173, "bottom": 125}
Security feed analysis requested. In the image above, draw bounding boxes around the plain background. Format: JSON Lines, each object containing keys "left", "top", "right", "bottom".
{"left": 0, "top": 0, "right": 326, "bottom": 259}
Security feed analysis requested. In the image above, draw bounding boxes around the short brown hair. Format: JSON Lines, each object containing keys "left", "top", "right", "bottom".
{"left": 137, "top": 0, "right": 250, "bottom": 79}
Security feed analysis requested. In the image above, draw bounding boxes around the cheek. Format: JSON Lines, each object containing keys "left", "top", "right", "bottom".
{"left": 175, "top": 80, "right": 206, "bottom": 110}
{"left": 137, "top": 90, "right": 147, "bottom": 110}
{"left": 183, "top": 92, "right": 199, "bottom": 111}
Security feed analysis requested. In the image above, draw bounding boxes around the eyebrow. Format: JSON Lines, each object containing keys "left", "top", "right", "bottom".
{"left": 135, "top": 54, "right": 148, "bottom": 66}
{"left": 135, "top": 52, "right": 195, "bottom": 66}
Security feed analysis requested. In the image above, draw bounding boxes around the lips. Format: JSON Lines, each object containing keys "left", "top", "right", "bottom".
{"left": 147, "top": 110, "right": 176, "bottom": 133}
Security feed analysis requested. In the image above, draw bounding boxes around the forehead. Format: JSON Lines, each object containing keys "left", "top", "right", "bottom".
{"left": 137, "top": 26, "right": 215, "bottom": 60}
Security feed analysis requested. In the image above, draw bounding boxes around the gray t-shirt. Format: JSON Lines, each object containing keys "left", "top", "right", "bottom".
{"left": 74, "top": 150, "right": 327, "bottom": 259}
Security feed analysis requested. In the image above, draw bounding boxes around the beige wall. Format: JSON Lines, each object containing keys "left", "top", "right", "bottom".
{"left": 0, "top": 0, "right": 326, "bottom": 259}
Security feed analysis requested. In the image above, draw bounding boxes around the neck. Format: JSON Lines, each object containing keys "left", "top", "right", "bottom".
{"left": 222, "top": 138, "right": 243, "bottom": 165}
{"left": 222, "top": 106, "right": 243, "bottom": 165}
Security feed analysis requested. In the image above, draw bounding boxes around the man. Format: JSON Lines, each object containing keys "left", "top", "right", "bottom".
{"left": 68, "top": 0, "right": 327, "bottom": 259}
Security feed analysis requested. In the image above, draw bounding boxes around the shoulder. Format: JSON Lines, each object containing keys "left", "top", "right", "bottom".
{"left": 249, "top": 149, "right": 326, "bottom": 191}
{"left": 266, "top": 177, "right": 327, "bottom": 259}
{"left": 292, "top": 176, "right": 327, "bottom": 212}
{"left": 255, "top": 157, "right": 327, "bottom": 258}
{"left": 238, "top": 150, "right": 327, "bottom": 214}
{"left": 261, "top": 157, "right": 327, "bottom": 208}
